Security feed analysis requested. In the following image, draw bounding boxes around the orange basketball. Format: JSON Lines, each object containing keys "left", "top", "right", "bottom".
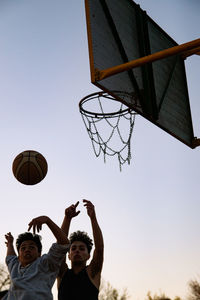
{"left": 12, "top": 150, "right": 48, "bottom": 185}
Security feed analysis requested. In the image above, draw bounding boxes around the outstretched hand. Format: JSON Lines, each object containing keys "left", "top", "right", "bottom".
{"left": 65, "top": 201, "right": 80, "bottom": 219}
{"left": 28, "top": 216, "right": 49, "bottom": 234}
{"left": 83, "top": 199, "right": 96, "bottom": 219}
{"left": 5, "top": 232, "right": 14, "bottom": 246}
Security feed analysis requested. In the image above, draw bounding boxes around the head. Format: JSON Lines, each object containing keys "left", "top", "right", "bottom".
{"left": 16, "top": 232, "right": 42, "bottom": 267}
{"left": 68, "top": 231, "right": 93, "bottom": 266}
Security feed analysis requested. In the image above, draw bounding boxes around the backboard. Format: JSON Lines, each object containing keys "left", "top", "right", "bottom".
{"left": 85, "top": 0, "right": 200, "bottom": 148}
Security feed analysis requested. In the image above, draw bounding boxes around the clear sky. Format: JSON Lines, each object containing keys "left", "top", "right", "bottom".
{"left": 0, "top": 1, "right": 200, "bottom": 300}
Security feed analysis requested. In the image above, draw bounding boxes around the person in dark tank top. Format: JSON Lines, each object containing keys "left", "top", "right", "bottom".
{"left": 57, "top": 199, "right": 104, "bottom": 300}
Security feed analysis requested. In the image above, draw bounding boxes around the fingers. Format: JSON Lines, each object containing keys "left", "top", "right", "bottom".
{"left": 75, "top": 210, "right": 80, "bottom": 216}
{"left": 5, "top": 232, "right": 13, "bottom": 245}
{"left": 65, "top": 201, "right": 80, "bottom": 218}
{"left": 5, "top": 232, "right": 13, "bottom": 240}
{"left": 28, "top": 223, "right": 42, "bottom": 234}
{"left": 83, "top": 199, "right": 93, "bottom": 207}
{"left": 69, "top": 201, "right": 79, "bottom": 210}
{"left": 5, "top": 232, "right": 12, "bottom": 238}
{"left": 74, "top": 201, "right": 79, "bottom": 208}
{"left": 82, "top": 199, "right": 96, "bottom": 219}
{"left": 28, "top": 218, "right": 42, "bottom": 234}
{"left": 28, "top": 223, "right": 32, "bottom": 232}
{"left": 66, "top": 200, "right": 93, "bottom": 217}
{"left": 28, "top": 221, "right": 35, "bottom": 234}
{"left": 72, "top": 201, "right": 80, "bottom": 214}
{"left": 72, "top": 201, "right": 80, "bottom": 217}
{"left": 83, "top": 199, "right": 90, "bottom": 205}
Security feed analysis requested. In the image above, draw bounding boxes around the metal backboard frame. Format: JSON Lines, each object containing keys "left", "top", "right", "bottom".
{"left": 85, "top": 0, "right": 200, "bottom": 148}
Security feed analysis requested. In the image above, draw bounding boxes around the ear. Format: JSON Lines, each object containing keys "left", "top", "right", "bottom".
{"left": 68, "top": 252, "right": 71, "bottom": 261}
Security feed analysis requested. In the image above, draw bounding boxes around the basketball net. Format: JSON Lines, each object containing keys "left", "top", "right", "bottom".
{"left": 79, "top": 91, "right": 137, "bottom": 170}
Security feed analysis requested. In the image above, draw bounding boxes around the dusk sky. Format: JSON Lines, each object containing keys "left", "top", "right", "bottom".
{"left": 0, "top": 1, "right": 200, "bottom": 299}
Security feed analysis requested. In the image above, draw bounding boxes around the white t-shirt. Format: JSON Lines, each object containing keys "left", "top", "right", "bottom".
{"left": 4, "top": 243, "right": 69, "bottom": 300}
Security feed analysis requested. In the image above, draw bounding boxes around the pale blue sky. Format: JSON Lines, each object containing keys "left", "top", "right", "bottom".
{"left": 0, "top": 1, "right": 200, "bottom": 300}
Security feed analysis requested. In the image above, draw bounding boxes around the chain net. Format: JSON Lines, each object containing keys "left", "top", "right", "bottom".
{"left": 79, "top": 91, "right": 137, "bottom": 170}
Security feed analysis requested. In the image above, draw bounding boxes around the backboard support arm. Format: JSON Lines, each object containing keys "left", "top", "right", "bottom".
{"left": 182, "top": 46, "right": 200, "bottom": 59}
{"left": 94, "top": 38, "right": 200, "bottom": 81}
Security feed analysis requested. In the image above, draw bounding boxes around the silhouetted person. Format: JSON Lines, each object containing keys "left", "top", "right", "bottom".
{"left": 57, "top": 199, "right": 104, "bottom": 300}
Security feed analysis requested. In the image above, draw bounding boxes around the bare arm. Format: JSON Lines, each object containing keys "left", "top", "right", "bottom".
{"left": 58, "top": 202, "right": 80, "bottom": 280}
{"left": 61, "top": 201, "right": 80, "bottom": 235}
{"left": 28, "top": 216, "right": 69, "bottom": 245}
{"left": 5, "top": 232, "right": 16, "bottom": 256}
{"left": 83, "top": 200, "right": 104, "bottom": 279}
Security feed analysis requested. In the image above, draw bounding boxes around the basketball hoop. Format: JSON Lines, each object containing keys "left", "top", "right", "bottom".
{"left": 79, "top": 91, "right": 137, "bottom": 170}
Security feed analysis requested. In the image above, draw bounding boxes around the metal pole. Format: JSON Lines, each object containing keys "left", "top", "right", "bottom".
{"left": 96, "top": 38, "right": 200, "bottom": 81}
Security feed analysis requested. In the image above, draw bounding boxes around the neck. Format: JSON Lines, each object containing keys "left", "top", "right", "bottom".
{"left": 71, "top": 261, "right": 86, "bottom": 274}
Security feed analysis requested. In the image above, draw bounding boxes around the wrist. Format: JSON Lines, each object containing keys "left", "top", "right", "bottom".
{"left": 90, "top": 214, "right": 97, "bottom": 221}
{"left": 45, "top": 216, "right": 51, "bottom": 225}
{"left": 7, "top": 242, "right": 13, "bottom": 246}
{"left": 64, "top": 215, "right": 72, "bottom": 221}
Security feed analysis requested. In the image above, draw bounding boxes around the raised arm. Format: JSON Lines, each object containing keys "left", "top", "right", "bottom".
{"left": 5, "top": 232, "right": 16, "bottom": 256}
{"left": 83, "top": 200, "right": 104, "bottom": 279}
{"left": 28, "top": 216, "right": 69, "bottom": 245}
{"left": 57, "top": 202, "right": 80, "bottom": 284}
{"left": 61, "top": 202, "right": 80, "bottom": 236}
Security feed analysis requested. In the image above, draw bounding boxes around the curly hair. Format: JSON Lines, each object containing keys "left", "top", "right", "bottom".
{"left": 69, "top": 231, "right": 93, "bottom": 254}
{"left": 16, "top": 232, "right": 42, "bottom": 254}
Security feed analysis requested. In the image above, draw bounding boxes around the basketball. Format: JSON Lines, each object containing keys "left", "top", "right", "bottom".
{"left": 12, "top": 150, "right": 48, "bottom": 185}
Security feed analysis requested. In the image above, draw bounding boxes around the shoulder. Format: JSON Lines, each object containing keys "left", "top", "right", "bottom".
{"left": 45, "top": 243, "right": 69, "bottom": 260}
{"left": 6, "top": 254, "right": 17, "bottom": 261}
{"left": 6, "top": 255, "right": 18, "bottom": 266}
{"left": 50, "top": 242, "right": 70, "bottom": 253}
{"left": 39, "top": 243, "right": 69, "bottom": 271}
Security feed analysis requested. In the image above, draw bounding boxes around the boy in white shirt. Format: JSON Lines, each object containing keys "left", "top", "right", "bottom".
{"left": 4, "top": 215, "right": 69, "bottom": 300}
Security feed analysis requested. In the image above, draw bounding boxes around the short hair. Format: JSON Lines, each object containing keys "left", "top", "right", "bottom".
{"left": 69, "top": 231, "right": 93, "bottom": 254}
{"left": 16, "top": 232, "right": 42, "bottom": 254}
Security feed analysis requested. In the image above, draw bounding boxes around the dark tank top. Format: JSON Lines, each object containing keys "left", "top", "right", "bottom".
{"left": 58, "top": 268, "right": 99, "bottom": 300}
